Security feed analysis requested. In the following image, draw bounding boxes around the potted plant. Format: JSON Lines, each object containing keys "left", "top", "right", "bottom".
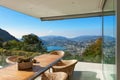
{"left": 17, "top": 56, "right": 36, "bottom": 70}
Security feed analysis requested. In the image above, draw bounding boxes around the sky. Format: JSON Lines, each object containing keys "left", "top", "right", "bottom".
{"left": 0, "top": 6, "right": 115, "bottom": 39}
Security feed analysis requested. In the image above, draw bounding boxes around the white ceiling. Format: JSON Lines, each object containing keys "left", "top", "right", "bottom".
{"left": 0, "top": 0, "right": 114, "bottom": 20}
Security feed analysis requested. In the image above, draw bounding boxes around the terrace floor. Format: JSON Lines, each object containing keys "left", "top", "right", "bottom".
{"left": 71, "top": 62, "right": 103, "bottom": 80}
{"left": 35, "top": 62, "right": 103, "bottom": 80}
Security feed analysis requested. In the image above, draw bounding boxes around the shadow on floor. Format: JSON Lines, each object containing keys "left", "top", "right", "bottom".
{"left": 70, "top": 71, "right": 100, "bottom": 80}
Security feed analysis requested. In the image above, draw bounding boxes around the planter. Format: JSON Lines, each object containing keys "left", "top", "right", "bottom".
{"left": 18, "top": 62, "right": 33, "bottom": 70}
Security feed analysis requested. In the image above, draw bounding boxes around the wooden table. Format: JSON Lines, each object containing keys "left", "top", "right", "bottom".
{"left": 0, "top": 54, "right": 63, "bottom": 80}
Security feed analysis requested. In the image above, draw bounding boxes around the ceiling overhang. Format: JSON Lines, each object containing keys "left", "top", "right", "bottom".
{"left": 0, "top": 0, "right": 114, "bottom": 21}
{"left": 41, "top": 11, "right": 115, "bottom": 21}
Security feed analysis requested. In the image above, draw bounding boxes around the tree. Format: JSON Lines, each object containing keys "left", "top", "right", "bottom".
{"left": 21, "top": 34, "right": 46, "bottom": 52}
{"left": 22, "top": 34, "right": 40, "bottom": 44}
{"left": 2, "top": 41, "right": 11, "bottom": 49}
{"left": 2, "top": 40, "right": 21, "bottom": 50}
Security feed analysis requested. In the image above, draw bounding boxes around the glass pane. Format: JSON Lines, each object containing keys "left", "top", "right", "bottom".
{"left": 102, "top": 0, "right": 116, "bottom": 79}
{"left": 0, "top": 49, "right": 8, "bottom": 68}
{"left": 103, "top": 15, "right": 116, "bottom": 80}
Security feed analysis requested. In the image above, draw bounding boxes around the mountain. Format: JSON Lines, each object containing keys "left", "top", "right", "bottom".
{"left": 39, "top": 35, "right": 115, "bottom": 47}
{"left": 40, "top": 35, "right": 68, "bottom": 41}
{"left": 40, "top": 35, "right": 102, "bottom": 45}
{"left": 0, "top": 28, "right": 18, "bottom": 42}
{"left": 40, "top": 35, "right": 101, "bottom": 41}
{"left": 104, "top": 36, "right": 115, "bottom": 42}
{"left": 70, "top": 36, "right": 101, "bottom": 42}
{"left": 40, "top": 35, "right": 115, "bottom": 43}
{"left": 40, "top": 35, "right": 76, "bottom": 46}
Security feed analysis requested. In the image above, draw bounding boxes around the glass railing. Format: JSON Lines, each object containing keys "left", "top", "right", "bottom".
{"left": 0, "top": 52, "right": 7, "bottom": 68}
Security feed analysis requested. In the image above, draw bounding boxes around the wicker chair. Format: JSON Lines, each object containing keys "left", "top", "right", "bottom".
{"left": 6, "top": 56, "right": 17, "bottom": 64}
{"left": 41, "top": 72, "right": 68, "bottom": 80}
{"left": 50, "top": 50, "right": 64, "bottom": 56}
{"left": 52, "top": 60, "right": 78, "bottom": 79}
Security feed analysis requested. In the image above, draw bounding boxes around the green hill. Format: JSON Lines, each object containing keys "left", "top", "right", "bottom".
{"left": 0, "top": 28, "right": 18, "bottom": 42}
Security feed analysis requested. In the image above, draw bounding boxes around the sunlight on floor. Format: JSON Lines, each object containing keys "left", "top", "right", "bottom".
{"left": 35, "top": 62, "right": 103, "bottom": 80}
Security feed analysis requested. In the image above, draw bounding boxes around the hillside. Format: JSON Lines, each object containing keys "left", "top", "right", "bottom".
{"left": 0, "top": 28, "right": 18, "bottom": 42}
{"left": 40, "top": 35, "right": 115, "bottom": 55}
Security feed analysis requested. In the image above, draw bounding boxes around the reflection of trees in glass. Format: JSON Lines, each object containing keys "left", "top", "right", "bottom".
{"left": 82, "top": 38, "right": 102, "bottom": 63}
{"left": 111, "top": 74, "right": 115, "bottom": 80}
{"left": 63, "top": 38, "right": 102, "bottom": 63}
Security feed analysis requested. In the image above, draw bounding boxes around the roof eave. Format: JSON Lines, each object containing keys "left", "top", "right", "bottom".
{"left": 41, "top": 10, "right": 115, "bottom": 21}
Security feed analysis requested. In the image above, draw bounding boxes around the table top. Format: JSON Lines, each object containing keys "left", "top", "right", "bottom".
{"left": 0, "top": 54, "right": 63, "bottom": 80}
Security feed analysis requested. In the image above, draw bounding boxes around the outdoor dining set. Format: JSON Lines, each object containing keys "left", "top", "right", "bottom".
{"left": 0, "top": 50, "right": 78, "bottom": 80}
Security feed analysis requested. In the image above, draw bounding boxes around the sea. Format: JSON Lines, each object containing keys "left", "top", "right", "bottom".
{"left": 47, "top": 46, "right": 65, "bottom": 52}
